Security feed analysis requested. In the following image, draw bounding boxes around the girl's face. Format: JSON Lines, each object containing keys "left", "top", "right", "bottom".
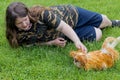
{"left": 15, "top": 16, "right": 31, "bottom": 31}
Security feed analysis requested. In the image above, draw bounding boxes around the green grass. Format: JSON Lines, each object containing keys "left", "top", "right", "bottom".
{"left": 0, "top": 0, "right": 120, "bottom": 80}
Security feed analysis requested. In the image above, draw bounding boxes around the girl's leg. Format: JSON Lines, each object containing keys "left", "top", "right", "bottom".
{"left": 74, "top": 26, "right": 102, "bottom": 42}
{"left": 99, "top": 14, "right": 120, "bottom": 28}
{"left": 94, "top": 27, "right": 102, "bottom": 41}
{"left": 99, "top": 14, "right": 112, "bottom": 28}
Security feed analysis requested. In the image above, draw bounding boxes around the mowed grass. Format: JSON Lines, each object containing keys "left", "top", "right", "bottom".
{"left": 0, "top": 0, "right": 120, "bottom": 80}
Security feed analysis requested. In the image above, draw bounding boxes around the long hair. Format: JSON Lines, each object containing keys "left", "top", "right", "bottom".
{"left": 29, "top": 5, "right": 50, "bottom": 22}
{"left": 6, "top": 2, "right": 29, "bottom": 48}
{"left": 6, "top": 2, "right": 48, "bottom": 48}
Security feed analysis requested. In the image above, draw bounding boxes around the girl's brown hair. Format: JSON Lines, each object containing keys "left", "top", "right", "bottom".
{"left": 6, "top": 2, "right": 29, "bottom": 48}
{"left": 6, "top": 2, "right": 49, "bottom": 48}
{"left": 29, "top": 5, "right": 50, "bottom": 22}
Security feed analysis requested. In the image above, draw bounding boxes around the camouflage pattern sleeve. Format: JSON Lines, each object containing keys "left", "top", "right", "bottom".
{"left": 40, "top": 10, "right": 61, "bottom": 29}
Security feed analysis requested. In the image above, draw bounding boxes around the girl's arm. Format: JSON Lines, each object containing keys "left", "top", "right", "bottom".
{"left": 40, "top": 10, "right": 87, "bottom": 52}
{"left": 56, "top": 20, "right": 87, "bottom": 52}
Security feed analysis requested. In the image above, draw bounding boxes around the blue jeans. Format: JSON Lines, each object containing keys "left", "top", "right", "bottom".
{"left": 74, "top": 7, "right": 102, "bottom": 41}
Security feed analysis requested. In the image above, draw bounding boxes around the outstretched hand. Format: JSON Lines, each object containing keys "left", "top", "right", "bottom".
{"left": 74, "top": 41, "right": 87, "bottom": 53}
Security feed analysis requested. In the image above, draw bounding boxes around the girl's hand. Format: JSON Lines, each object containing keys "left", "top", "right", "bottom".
{"left": 74, "top": 41, "right": 87, "bottom": 53}
{"left": 52, "top": 37, "right": 67, "bottom": 47}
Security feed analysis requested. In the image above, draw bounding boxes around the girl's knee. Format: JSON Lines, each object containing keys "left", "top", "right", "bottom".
{"left": 94, "top": 27, "right": 102, "bottom": 41}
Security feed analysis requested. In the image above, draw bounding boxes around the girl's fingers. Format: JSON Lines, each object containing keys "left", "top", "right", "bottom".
{"left": 81, "top": 45, "right": 87, "bottom": 53}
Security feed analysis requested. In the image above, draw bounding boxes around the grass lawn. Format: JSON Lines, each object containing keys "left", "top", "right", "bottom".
{"left": 0, "top": 0, "right": 120, "bottom": 80}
